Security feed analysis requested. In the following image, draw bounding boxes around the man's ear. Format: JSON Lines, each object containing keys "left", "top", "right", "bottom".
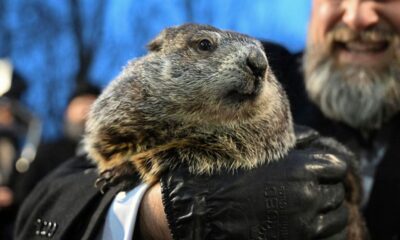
{"left": 147, "top": 29, "right": 168, "bottom": 52}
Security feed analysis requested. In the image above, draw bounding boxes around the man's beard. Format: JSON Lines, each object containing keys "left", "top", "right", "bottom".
{"left": 304, "top": 24, "right": 400, "bottom": 130}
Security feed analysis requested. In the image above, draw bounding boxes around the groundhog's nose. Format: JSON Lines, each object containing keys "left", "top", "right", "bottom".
{"left": 246, "top": 48, "right": 268, "bottom": 79}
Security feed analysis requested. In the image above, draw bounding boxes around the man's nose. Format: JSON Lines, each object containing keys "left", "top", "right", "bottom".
{"left": 342, "top": 1, "right": 379, "bottom": 31}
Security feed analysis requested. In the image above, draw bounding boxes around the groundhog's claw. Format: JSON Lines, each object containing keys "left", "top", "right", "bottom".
{"left": 95, "top": 162, "right": 139, "bottom": 193}
{"left": 95, "top": 169, "right": 113, "bottom": 194}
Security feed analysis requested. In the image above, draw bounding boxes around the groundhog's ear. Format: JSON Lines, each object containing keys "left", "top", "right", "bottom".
{"left": 147, "top": 30, "right": 167, "bottom": 52}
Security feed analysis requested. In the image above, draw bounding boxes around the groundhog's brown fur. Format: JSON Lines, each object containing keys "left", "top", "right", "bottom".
{"left": 84, "top": 23, "right": 365, "bottom": 239}
{"left": 84, "top": 24, "right": 295, "bottom": 185}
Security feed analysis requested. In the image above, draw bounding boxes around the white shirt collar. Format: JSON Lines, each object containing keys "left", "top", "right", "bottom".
{"left": 98, "top": 183, "right": 150, "bottom": 240}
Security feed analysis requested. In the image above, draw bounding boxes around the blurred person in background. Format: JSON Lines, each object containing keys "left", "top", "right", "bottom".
{"left": 0, "top": 65, "right": 100, "bottom": 238}
{"left": 11, "top": 81, "right": 100, "bottom": 207}
{"left": 0, "top": 66, "right": 37, "bottom": 239}
{"left": 5, "top": 81, "right": 99, "bottom": 239}
{"left": 0, "top": 98, "right": 19, "bottom": 240}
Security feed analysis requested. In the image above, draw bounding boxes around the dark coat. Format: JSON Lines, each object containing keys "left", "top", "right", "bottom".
{"left": 261, "top": 41, "right": 400, "bottom": 240}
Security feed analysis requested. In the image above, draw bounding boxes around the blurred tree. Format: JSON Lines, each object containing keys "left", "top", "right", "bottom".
{"left": 70, "top": 0, "right": 105, "bottom": 86}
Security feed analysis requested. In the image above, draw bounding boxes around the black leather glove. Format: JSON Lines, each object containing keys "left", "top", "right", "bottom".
{"left": 160, "top": 126, "right": 351, "bottom": 240}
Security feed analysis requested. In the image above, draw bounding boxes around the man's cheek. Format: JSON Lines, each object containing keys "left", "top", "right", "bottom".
{"left": 309, "top": 1, "right": 342, "bottom": 44}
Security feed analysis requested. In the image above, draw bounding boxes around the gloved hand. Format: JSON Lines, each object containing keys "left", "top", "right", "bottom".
{"left": 160, "top": 126, "right": 351, "bottom": 240}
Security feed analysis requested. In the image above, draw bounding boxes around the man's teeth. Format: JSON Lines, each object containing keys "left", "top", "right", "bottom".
{"left": 344, "top": 41, "right": 387, "bottom": 52}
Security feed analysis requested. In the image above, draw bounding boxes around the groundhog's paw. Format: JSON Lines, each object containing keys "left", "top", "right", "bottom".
{"left": 95, "top": 169, "right": 113, "bottom": 193}
{"left": 95, "top": 162, "right": 138, "bottom": 193}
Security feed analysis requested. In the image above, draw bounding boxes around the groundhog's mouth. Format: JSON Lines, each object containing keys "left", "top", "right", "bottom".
{"left": 225, "top": 76, "right": 262, "bottom": 103}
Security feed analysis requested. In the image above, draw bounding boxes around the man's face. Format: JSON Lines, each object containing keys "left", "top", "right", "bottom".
{"left": 64, "top": 94, "right": 97, "bottom": 141}
{"left": 304, "top": 0, "right": 400, "bottom": 130}
{"left": 309, "top": 0, "right": 400, "bottom": 68}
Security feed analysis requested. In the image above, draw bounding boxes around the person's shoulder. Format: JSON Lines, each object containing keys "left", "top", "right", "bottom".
{"left": 48, "top": 152, "right": 96, "bottom": 175}
{"left": 14, "top": 154, "right": 101, "bottom": 239}
{"left": 28, "top": 153, "right": 98, "bottom": 189}
{"left": 258, "top": 40, "right": 302, "bottom": 72}
{"left": 261, "top": 40, "right": 292, "bottom": 55}
{"left": 260, "top": 40, "right": 303, "bottom": 61}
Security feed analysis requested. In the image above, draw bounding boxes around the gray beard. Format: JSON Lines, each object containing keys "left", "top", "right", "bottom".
{"left": 303, "top": 50, "right": 400, "bottom": 130}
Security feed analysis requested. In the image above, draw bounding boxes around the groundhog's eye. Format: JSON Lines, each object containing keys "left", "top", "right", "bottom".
{"left": 197, "top": 39, "right": 213, "bottom": 51}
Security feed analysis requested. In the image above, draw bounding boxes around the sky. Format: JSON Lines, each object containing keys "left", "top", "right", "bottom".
{"left": 0, "top": 0, "right": 311, "bottom": 140}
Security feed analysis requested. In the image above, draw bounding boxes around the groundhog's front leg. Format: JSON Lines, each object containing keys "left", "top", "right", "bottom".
{"left": 95, "top": 161, "right": 138, "bottom": 193}
{"left": 95, "top": 146, "right": 173, "bottom": 192}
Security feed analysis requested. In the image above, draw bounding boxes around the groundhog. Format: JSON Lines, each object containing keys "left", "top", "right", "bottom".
{"left": 84, "top": 23, "right": 365, "bottom": 239}
{"left": 84, "top": 23, "right": 295, "bottom": 186}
